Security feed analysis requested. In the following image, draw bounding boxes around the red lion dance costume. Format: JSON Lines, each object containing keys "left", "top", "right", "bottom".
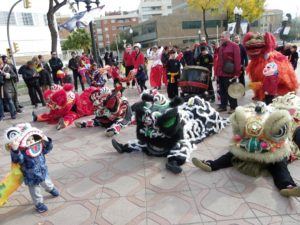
{"left": 32, "top": 84, "right": 96, "bottom": 130}
{"left": 243, "top": 32, "right": 298, "bottom": 100}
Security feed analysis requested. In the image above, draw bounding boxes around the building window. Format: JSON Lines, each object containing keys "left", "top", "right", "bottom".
{"left": 104, "top": 27, "right": 108, "bottom": 31}
{"left": 131, "top": 18, "right": 136, "bottom": 22}
{"left": 17, "top": 13, "right": 34, "bottom": 26}
{"left": 112, "top": 26, "right": 116, "bottom": 30}
{"left": 111, "top": 19, "right": 116, "bottom": 23}
{"left": 44, "top": 14, "right": 48, "bottom": 25}
{"left": 142, "top": 21, "right": 156, "bottom": 34}
{"left": 0, "top": 11, "right": 17, "bottom": 25}
{"left": 142, "top": 6, "right": 162, "bottom": 12}
{"left": 105, "top": 34, "right": 109, "bottom": 38}
{"left": 117, "top": 19, "right": 125, "bottom": 23}
{"left": 182, "top": 21, "right": 201, "bottom": 29}
{"left": 205, "top": 20, "right": 221, "bottom": 28}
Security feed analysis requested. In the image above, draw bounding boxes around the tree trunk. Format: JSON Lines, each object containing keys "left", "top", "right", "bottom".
{"left": 47, "top": 0, "right": 68, "bottom": 53}
{"left": 202, "top": 9, "right": 209, "bottom": 40}
{"left": 47, "top": 9, "right": 58, "bottom": 53}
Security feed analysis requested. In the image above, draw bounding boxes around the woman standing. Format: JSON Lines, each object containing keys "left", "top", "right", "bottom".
{"left": 0, "top": 59, "right": 16, "bottom": 119}
{"left": 147, "top": 45, "right": 163, "bottom": 89}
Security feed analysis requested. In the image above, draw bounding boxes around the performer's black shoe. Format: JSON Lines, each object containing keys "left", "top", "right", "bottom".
{"left": 166, "top": 161, "right": 182, "bottom": 174}
{"left": 112, "top": 139, "right": 125, "bottom": 154}
{"left": 32, "top": 111, "right": 37, "bottom": 122}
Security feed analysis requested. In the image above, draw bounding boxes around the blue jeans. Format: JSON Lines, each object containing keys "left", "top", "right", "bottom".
{"left": 0, "top": 98, "right": 4, "bottom": 119}
{"left": 5, "top": 97, "right": 16, "bottom": 118}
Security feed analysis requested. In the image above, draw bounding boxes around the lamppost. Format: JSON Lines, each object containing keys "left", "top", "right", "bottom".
{"left": 129, "top": 27, "right": 133, "bottom": 44}
{"left": 234, "top": 6, "right": 243, "bottom": 35}
{"left": 123, "top": 39, "right": 127, "bottom": 48}
{"left": 198, "top": 29, "right": 201, "bottom": 43}
{"left": 75, "top": 0, "right": 100, "bottom": 65}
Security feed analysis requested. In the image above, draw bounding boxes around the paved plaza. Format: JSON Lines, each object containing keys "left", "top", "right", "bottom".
{"left": 1, "top": 75, "right": 300, "bottom": 225}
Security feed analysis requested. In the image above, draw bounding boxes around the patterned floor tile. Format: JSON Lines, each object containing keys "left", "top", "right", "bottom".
{"left": 258, "top": 215, "right": 300, "bottom": 225}
{"left": 192, "top": 188, "right": 255, "bottom": 222}
{"left": 203, "top": 218, "right": 261, "bottom": 225}
{"left": 146, "top": 191, "right": 202, "bottom": 225}
{"left": 0, "top": 199, "right": 100, "bottom": 225}
{"left": 95, "top": 195, "right": 146, "bottom": 225}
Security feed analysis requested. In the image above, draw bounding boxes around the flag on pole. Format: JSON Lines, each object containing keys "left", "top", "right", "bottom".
{"left": 227, "top": 22, "right": 236, "bottom": 34}
{"left": 240, "top": 21, "right": 248, "bottom": 34}
{"left": 59, "top": 5, "right": 105, "bottom": 32}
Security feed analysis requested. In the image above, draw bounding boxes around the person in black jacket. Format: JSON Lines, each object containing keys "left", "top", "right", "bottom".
{"left": 234, "top": 35, "right": 248, "bottom": 87}
{"left": 19, "top": 61, "right": 45, "bottom": 108}
{"left": 68, "top": 52, "right": 84, "bottom": 92}
{"left": 2, "top": 55, "right": 23, "bottom": 112}
{"left": 166, "top": 50, "right": 181, "bottom": 99}
{"left": 0, "top": 58, "right": 17, "bottom": 119}
{"left": 196, "top": 46, "right": 215, "bottom": 102}
{"left": 37, "top": 55, "right": 52, "bottom": 91}
{"left": 48, "top": 51, "right": 63, "bottom": 84}
{"left": 183, "top": 47, "right": 195, "bottom": 66}
{"left": 289, "top": 45, "right": 299, "bottom": 70}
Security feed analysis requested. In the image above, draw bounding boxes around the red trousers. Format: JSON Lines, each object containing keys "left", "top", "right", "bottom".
{"left": 37, "top": 111, "right": 79, "bottom": 127}
{"left": 150, "top": 65, "right": 163, "bottom": 88}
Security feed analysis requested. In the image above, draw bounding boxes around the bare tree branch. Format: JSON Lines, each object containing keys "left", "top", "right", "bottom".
{"left": 53, "top": 0, "right": 68, "bottom": 13}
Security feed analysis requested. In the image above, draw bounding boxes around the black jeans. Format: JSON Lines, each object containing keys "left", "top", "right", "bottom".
{"left": 72, "top": 70, "right": 85, "bottom": 91}
{"left": 209, "top": 152, "right": 296, "bottom": 190}
{"left": 138, "top": 80, "right": 147, "bottom": 92}
{"left": 219, "top": 76, "right": 237, "bottom": 109}
{"left": 167, "top": 82, "right": 179, "bottom": 99}
{"left": 28, "top": 83, "right": 45, "bottom": 105}
{"left": 125, "top": 65, "right": 135, "bottom": 86}
{"left": 265, "top": 95, "right": 274, "bottom": 105}
{"left": 52, "top": 71, "right": 59, "bottom": 84}
{"left": 239, "top": 68, "right": 245, "bottom": 87}
{"left": 208, "top": 74, "right": 215, "bottom": 100}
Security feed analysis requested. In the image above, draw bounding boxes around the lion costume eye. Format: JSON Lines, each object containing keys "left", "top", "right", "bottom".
{"left": 162, "top": 116, "right": 177, "bottom": 128}
{"left": 263, "top": 110, "right": 291, "bottom": 142}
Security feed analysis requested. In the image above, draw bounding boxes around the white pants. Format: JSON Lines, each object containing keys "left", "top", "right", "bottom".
{"left": 28, "top": 177, "right": 55, "bottom": 205}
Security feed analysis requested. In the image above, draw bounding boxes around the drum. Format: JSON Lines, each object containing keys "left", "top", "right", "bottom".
{"left": 178, "top": 66, "right": 210, "bottom": 94}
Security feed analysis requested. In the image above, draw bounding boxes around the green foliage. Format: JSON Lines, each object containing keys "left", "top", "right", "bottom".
{"left": 62, "top": 29, "right": 91, "bottom": 51}
{"left": 223, "top": 0, "right": 266, "bottom": 23}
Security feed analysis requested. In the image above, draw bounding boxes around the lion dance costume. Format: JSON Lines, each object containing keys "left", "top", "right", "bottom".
{"left": 112, "top": 90, "right": 229, "bottom": 174}
{"left": 243, "top": 32, "right": 298, "bottom": 100}
{"left": 32, "top": 83, "right": 96, "bottom": 130}
{"left": 75, "top": 86, "right": 132, "bottom": 137}
{"left": 192, "top": 93, "right": 300, "bottom": 197}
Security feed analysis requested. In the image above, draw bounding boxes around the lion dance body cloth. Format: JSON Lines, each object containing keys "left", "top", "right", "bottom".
{"left": 243, "top": 32, "right": 298, "bottom": 100}
{"left": 75, "top": 86, "right": 132, "bottom": 136}
{"left": 192, "top": 94, "right": 300, "bottom": 197}
{"left": 112, "top": 90, "right": 229, "bottom": 174}
{"left": 32, "top": 84, "right": 96, "bottom": 130}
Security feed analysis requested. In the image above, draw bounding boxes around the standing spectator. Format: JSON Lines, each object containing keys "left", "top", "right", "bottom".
{"left": 132, "top": 43, "right": 145, "bottom": 88}
{"left": 104, "top": 52, "right": 112, "bottom": 66}
{"left": 19, "top": 61, "right": 45, "bottom": 108}
{"left": 173, "top": 45, "right": 185, "bottom": 66}
{"left": 196, "top": 46, "right": 215, "bottom": 102}
{"left": 215, "top": 31, "right": 241, "bottom": 114}
{"left": 1, "top": 55, "right": 22, "bottom": 113}
{"left": 166, "top": 49, "right": 181, "bottom": 99}
{"left": 48, "top": 51, "right": 63, "bottom": 84}
{"left": 68, "top": 52, "right": 84, "bottom": 92}
{"left": 123, "top": 44, "right": 135, "bottom": 87}
{"left": 234, "top": 35, "right": 248, "bottom": 87}
{"left": 183, "top": 46, "right": 195, "bottom": 66}
{"left": 110, "top": 52, "right": 117, "bottom": 64}
{"left": 147, "top": 45, "right": 164, "bottom": 89}
{"left": 289, "top": 45, "right": 299, "bottom": 70}
{"left": 161, "top": 46, "right": 169, "bottom": 86}
{"left": 194, "top": 37, "right": 213, "bottom": 60}
{"left": 37, "top": 55, "right": 52, "bottom": 91}
{"left": 0, "top": 59, "right": 16, "bottom": 119}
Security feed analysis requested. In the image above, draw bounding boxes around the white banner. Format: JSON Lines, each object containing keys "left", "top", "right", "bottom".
{"left": 240, "top": 22, "right": 248, "bottom": 34}
{"left": 228, "top": 22, "right": 236, "bottom": 34}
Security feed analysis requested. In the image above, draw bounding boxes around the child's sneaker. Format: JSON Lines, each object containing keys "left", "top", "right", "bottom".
{"left": 36, "top": 202, "right": 48, "bottom": 213}
{"left": 49, "top": 188, "right": 60, "bottom": 197}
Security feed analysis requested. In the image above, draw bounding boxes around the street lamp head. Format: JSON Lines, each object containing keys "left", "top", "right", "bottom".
{"left": 282, "top": 15, "right": 288, "bottom": 21}
{"left": 198, "top": 29, "right": 201, "bottom": 35}
{"left": 238, "top": 8, "right": 243, "bottom": 15}
{"left": 95, "top": 0, "right": 100, "bottom": 7}
{"left": 234, "top": 6, "right": 239, "bottom": 15}
{"left": 129, "top": 28, "right": 133, "bottom": 34}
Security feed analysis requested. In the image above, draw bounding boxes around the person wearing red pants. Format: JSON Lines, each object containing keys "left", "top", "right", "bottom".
{"left": 147, "top": 45, "right": 164, "bottom": 89}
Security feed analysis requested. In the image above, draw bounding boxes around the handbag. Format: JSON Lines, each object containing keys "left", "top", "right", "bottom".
{"left": 222, "top": 47, "right": 235, "bottom": 74}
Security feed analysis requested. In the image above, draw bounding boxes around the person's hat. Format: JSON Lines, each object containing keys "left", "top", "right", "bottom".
{"left": 133, "top": 43, "right": 141, "bottom": 49}
{"left": 152, "top": 45, "right": 158, "bottom": 49}
{"left": 228, "top": 82, "right": 245, "bottom": 99}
